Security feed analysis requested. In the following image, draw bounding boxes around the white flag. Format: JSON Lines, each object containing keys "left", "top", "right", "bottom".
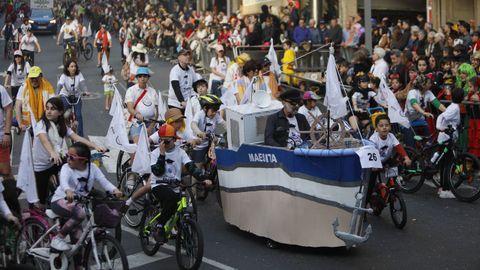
{"left": 380, "top": 76, "right": 411, "bottom": 128}
{"left": 86, "top": 22, "right": 92, "bottom": 37}
{"left": 105, "top": 89, "right": 136, "bottom": 153}
{"left": 324, "top": 54, "right": 348, "bottom": 119}
{"left": 131, "top": 124, "right": 151, "bottom": 174}
{"left": 123, "top": 40, "right": 130, "bottom": 58}
{"left": 16, "top": 132, "right": 38, "bottom": 203}
{"left": 102, "top": 52, "right": 109, "bottom": 73}
{"left": 267, "top": 38, "right": 281, "bottom": 77}
{"left": 157, "top": 93, "right": 167, "bottom": 121}
{"left": 184, "top": 97, "right": 195, "bottom": 136}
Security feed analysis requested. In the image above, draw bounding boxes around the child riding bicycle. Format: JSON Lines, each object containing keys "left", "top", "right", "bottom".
{"left": 123, "top": 124, "right": 212, "bottom": 243}
{"left": 367, "top": 114, "right": 412, "bottom": 204}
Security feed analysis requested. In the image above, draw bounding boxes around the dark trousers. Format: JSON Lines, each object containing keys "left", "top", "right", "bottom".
{"left": 151, "top": 185, "right": 181, "bottom": 226}
{"left": 2, "top": 179, "right": 21, "bottom": 217}
{"left": 34, "top": 165, "right": 60, "bottom": 205}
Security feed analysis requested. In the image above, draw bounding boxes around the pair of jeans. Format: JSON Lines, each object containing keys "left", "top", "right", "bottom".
{"left": 61, "top": 95, "right": 84, "bottom": 137}
{"left": 211, "top": 80, "right": 224, "bottom": 97}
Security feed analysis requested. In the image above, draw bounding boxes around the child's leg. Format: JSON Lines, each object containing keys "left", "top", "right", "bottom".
{"left": 151, "top": 186, "right": 180, "bottom": 226}
{"left": 126, "top": 181, "right": 151, "bottom": 206}
{"left": 51, "top": 199, "right": 86, "bottom": 238}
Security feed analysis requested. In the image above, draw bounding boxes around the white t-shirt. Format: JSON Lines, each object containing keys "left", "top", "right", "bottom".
{"left": 298, "top": 105, "right": 322, "bottom": 128}
{"left": 209, "top": 56, "right": 230, "bottom": 81}
{"left": 287, "top": 116, "right": 302, "bottom": 149}
{"left": 32, "top": 120, "right": 73, "bottom": 171}
{"left": 369, "top": 132, "right": 400, "bottom": 163}
{"left": 125, "top": 84, "right": 158, "bottom": 121}
{"left": 7, "top": 62, "right": 30, "bottom": 87}
{"left": 20, "top": 34, "right": 37, "bottom": 51}
{"left": 102, "top": 74, "right": 117, "bottom": 92}
{"left": 192, "top": 110, "right": 225, "bottom": 149}
{"left": 436, "top": 103, "right": 460, "bottom": 143}
{"left": 168, "top": 64, "right": 196, "bottom": 108}
{"left": 0, "top": 86, "right": 13, "bottom": 140}
{"left": 51, "top": 163, "right": 116, "bottom": 202}
{"left": 59, "top": 23, "right": 76, "bottom": 40}
{"left": 57, "top": 73, "right": 86, "bottom": 96}
{"left": 405, "top": 89, "right": 436, "bottom": 122}
{"left": 149, "top": 146, "right": 191, "bottom": 188}
{"left": 352, "top": 90, "right": 376, "bottom": 111}
{"left": 370, "top": 58, "right": 389, "bottom": 78}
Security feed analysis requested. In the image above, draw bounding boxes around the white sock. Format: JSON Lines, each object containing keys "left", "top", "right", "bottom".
{"left": 126, "top": 198, "right": 132, "bottom": 206}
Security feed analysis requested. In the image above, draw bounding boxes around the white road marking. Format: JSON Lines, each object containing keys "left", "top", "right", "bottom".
{"left": 125, "top": 251, "right": 171, "bottom": 269}
{"left": 0, "top": 71, "right": 6, "bottom": 78}
{"left": 121, "top": 225, "right": 237, "bottom": 270}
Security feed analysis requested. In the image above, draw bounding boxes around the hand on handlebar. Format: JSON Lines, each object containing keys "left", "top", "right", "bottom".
{"left": 423, "top": 112, "right": 434, "bottom": 118}
{"left": 203, "top": 179, "right": 213, "bottom": 187}
{"left": 111, "top": 189, "right": 124, "bottom": 198}
{"left": 6, "top": 213, "right": 20, "bottom": 228}
{"left": 50, "top": 152, "right": 63, "bottom": 166}
{"left": 403, "top": 156, "right": 412, "bottom": 167}
{"left": 94, "top": 145, "right": 108, "bottom": 153}
{"left": 66, "top": 190, "right": 75, "bottom": 203}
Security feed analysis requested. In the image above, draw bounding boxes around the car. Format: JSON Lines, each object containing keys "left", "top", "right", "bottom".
{"left": 29, "top": 8, "right": 57, "bottom": 35}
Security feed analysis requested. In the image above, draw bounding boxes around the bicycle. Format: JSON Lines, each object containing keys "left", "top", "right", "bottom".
{"left": 132, "top": 182, "right": 204, "bottom": 270}
{"left": 16, "top": 194, "right": 128, "bottom": 270}
{"left": 62, "top": 42, "right": 77, "bottom": 66}
{"left": 397, "top": 126, "right": 480, "bottom": 202}
{"left": 77, "top": 40, "right": 94, "bottom": 61}
{"left": 369, "top": 165, "right": 407, "bottom": 229}
{"left": 59, "top": 93, "right": 80, "bottom": 135}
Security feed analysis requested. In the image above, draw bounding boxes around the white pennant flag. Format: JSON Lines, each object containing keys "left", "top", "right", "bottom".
{"left": 16, "top": 132, "right": 38, "bottom": 203}
{"left": 380, "top": 76, "right": 411, "bottom": 128}
{"left": 184, "top": 97, "right": 195, "bottom": 135}
{"left": 324, "top": 54, "right": 348, "bottom": 119}
{"left": 123, "top": 39, "right": 130, "bottom": 58}
{"left": 102, "top": 52, "right": 110, "bottom": 74}
{"left": 28, "top": 105, "right": 38, "bottom": 135}
{"left": 267, "top": 38, "right": 281, "bottom": 77}
{"left": 86, "top": 22, "right": 92, "bottom": 37}
{"left": 131, "top": 124, "right": 151, "bottom": 174}
{"left": 157, "top": 92, "right": 167, "bottom": 121}
{"left": 105, "top": 89, "right": 136, "bottom": 153}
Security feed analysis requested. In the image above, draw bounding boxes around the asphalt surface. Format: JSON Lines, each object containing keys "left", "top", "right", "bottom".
{"left": 1, "top": 23, "right": 480, "bottom": 270}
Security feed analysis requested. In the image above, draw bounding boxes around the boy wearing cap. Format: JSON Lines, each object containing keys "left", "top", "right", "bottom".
{"left": 298, "top": 90, "right": 322, "bottom": 128}
{"left": 168, "top": 49, "right": 196, "bottom": 111}
{"left": 265, "top": 90, "right": 310, "bottom": 148}
{"left": 57, "top": 17, "right": 78, "bottom": 47}
{"left": 4, "top": 50, "right": 31, "bottom": 104}
{"left": 149, "top": 108, "right": 199, "bottom": 146}
{"left": 123, "top": 124, "right": 211, "bottom": 243}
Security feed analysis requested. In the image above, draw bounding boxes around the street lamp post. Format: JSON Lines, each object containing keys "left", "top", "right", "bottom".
{"left": 364, "top": 0, "right": 372, "bottom": 53}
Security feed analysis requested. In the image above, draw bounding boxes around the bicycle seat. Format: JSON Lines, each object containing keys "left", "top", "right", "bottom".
{"left": 46, "top": 209, "right": 61, "bottom": 219}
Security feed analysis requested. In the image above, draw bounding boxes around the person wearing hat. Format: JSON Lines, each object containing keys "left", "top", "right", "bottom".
{"left": 298, "top": 90, "right": 322, "bottom": 128}
{"left": 15, "top": 66, "right": 55, "bottom": 131}
{"left": 122, "top": 124, "right": 212, "bottom": 243}
{"left": 210, "top": 44, "right": 230, "bottom": 97}
{"left": 149, "top": 108, "right": 199, "bottom": 146}
{"left": 369, "top": 47, "right": 389, "bottom": 78}
{"left": 348, "top": 72, "right": 377, "bottom": 134}
{"left": 93, "top": 24, "right": 112, "bottom": 67}
{"left": 167, "top": 49, "right": 196, "bottom": 110}
{"left": 57, "top": 16, "right": 78, "bottom": 48}
{"left": 125, "top": 43, "right": 149, "bottom": 87}
{"left": 4, "top": 50, "right": 31, "bottom": 105}
{"left": 264, "top": 89, "right": 310, "bottom": 148}
{"left": 260, "top": 57, "right": 279, "bottom": 99}
{"left": 125, "top": 67, "right": 158, "bottom": 143}
{"left": 224, "top": 52, "right": 251, "bottom": 91}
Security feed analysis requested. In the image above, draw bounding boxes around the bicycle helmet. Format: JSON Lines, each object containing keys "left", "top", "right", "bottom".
{"left": 199, "top": 94, "right": 222, "bottom": 110}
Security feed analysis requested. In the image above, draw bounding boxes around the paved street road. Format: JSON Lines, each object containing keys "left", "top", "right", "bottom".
{"left": 1, "top": 29, "right": 480, "bottom": 270}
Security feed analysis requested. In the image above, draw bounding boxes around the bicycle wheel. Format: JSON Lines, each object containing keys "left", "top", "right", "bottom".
{"left": 397, "top": 146, "right": 425, "bottom": 193}
{"left": 120, "top": 172, "right": 144, "bottom": 227}
{"left": 84, "top": 233, "right": 129, "bottom": 270}
{"left": 139, "top": 206, "right": 161, "bottom": 256}
{"left": 116, "top": 150, "right": 130, "bottom": 184}
{"left": 175, "top": 218, "right": 204, "bottom": 270}
{"left": 389, "top": 192, "right": 407, "bottom": 229}
{"left": 84, "top": 43, "right": 94, "bottom": 60}
{"left": 445, "top": 152, "right": 480, "bottom": 202}
{"left": 16, "top": 218, "right": 49, "bottom": 269}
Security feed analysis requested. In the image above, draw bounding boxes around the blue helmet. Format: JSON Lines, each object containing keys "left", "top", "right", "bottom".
{"left": 136, "top": 67, "right": 150, "bottom": 77}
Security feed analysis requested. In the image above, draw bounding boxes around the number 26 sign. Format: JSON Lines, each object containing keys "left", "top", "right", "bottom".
{"left": 355, "top": 145, "right": 383, "bottom": 169}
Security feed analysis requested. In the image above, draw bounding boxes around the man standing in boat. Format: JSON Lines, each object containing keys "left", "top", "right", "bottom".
{"left": 264, "top": 90, "right": 310, "bottom": 149}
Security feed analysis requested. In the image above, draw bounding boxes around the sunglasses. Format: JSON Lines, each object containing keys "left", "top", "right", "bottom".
{"left": 161, "top": 138, "right": 174, "bottom": 144}
{"left": 66, "top": 153, "right": 88, "bottom": 161}
{"left": 137, "top": 74, "right": 149, "bottom": 78}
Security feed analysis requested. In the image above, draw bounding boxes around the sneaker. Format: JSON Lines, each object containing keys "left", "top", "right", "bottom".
{"left": 439, "top": 190, "right": 456, "bottom": 199}
{"left": 51, "top": 236, "right": 71, "bottom": 251}
{"left": 153, "top": 226, "right": 167, "bottom": 244}
{"left": 126, "top": 174, "right": 136, "bottom": 190}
